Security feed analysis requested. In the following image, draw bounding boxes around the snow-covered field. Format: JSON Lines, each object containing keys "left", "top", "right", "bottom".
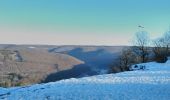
{"left": 1, "top": 61, "right": 170, "bottom": 100}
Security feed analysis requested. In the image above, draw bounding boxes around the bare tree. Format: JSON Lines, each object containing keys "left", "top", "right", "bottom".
{"left": 132, "top": 31, "right": 150, "bottom": 63}
{"left": 152, "top": 30, "right": 170, "bottom": 62}
{"left": 163, "top": 31, "right": 170, "bottom": 56}
{"left": 110, "top": 48, "right": 136, "bottom": 73}
{"left": 120, "top": 48, "right": 136, "bottom": 70}
{"left": 153, "top": 38, "right": 167, "bottom": 63}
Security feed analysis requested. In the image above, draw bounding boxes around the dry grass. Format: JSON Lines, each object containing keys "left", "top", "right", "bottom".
{"left": 0, "top": 49, "right": 83, "bottom": 87}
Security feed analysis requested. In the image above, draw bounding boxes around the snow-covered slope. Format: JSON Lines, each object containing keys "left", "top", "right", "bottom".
{"left": 1, "top": 61, "right": 170, "bottom": 100}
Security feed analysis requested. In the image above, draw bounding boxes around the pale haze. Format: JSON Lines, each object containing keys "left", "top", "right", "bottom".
{"left": 0, "top": 0, "right": 170, "bottom": 45}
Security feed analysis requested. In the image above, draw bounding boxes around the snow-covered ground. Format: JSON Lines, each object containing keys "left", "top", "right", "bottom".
{"left": 1, "top": 61, "right": 170, "bottom": 100}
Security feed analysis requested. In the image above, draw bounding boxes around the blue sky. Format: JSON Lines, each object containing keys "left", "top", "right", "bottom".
{"left": 0, "top": 0, "right": 170, "bottom": 45}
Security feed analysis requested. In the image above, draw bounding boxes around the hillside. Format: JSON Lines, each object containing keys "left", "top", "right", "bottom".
{"left": 49, "top": 46, "right": 125, "bottom": 73}
{"left": 0, "top": 48, "right": 84, "bottom": 87}
{"left": 1, "top": 60, "right": 170, "bottom": 100}
{"left": 0, "top": 45, "right": 125, "bottom": 86}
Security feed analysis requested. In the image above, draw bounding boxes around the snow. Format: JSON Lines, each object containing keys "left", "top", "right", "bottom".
{"left": 28, "top": 46, "right": 36, "bottom": 49}
{"left": 0, "top": 61, "right": 170, "bottom": 100}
